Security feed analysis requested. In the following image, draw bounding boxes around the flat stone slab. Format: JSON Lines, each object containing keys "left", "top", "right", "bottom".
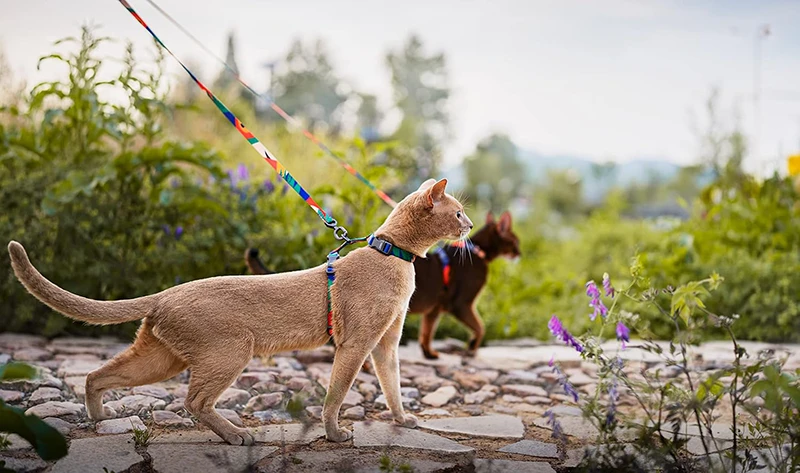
{"left": 421, "top": 385, "right": 458, "bottom": 407}
{"left": 398, "top": 343, "right": 463, "bottom": 367}
{"left": 0, "top": 456, "right": 47, "bottom": 473}
{"left": 258, "top": 450, "right": 458, "bottom": 473}
{"left": 153, "top": 409, "right": 194, "bottom": 427}
{"left": 149, "top": 443, "right": 278, "bottom": 473}
{"left": 25, "top": 401, "right": 84, "bottom": 418}
{"left": 498, "top": 439, "right": 559, "bottom": 458}
{"left": 353, "top": 421, "right": 474, "bottom": 453}
{"left": 0, "top": 389, "right": 24, "bottom": 403}
{"left": 96, "top": 415, "right": 146, "bottom": 434}
{"left": 533, "top": 415, "right": 599, "bottom": 440}
{"left": 474, "top": 459, "right": 557, "bottom": 473}
{"left": 253, "top": 423, "right": 326, "bottom": 444}
{"left": 420, "top": 414, "right": 524, "bottom": 439}
{"left": 50, "top": 435, "right": 143, "bottom": 473}
{"left": 152, "top": 424, "right": 325, "bottom": 445}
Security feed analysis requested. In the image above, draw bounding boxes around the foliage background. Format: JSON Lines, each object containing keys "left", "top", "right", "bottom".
{"left": 1, "top": 29, "right": 798, "bottom": 343}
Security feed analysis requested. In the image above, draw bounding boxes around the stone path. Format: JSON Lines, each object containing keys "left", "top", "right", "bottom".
{"left": 1, "top": 333, "right": 798, "bottom": 472}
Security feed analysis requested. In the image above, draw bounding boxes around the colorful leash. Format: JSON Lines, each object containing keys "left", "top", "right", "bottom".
{"left": 118, "top": 0, "right": 356, "bottom": 241}
{"left": 142, "top": 0, "right": 398, "bottom": 209}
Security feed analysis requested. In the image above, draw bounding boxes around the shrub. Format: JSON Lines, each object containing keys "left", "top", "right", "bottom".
{"left": 0, "top": 28, "right": 393, "bottom": 339}
{"left": 543, "top": 262, "right": 800, "bottom": 472}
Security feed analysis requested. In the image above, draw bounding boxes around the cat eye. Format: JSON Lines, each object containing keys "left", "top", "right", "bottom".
{"left": 456, "top": 211, "right": 462, "bottom": 218}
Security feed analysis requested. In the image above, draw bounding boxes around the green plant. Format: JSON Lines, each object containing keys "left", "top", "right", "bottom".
{"left": 0, "top": 362, "right": 68, "bottom": 462}
{"left": 0, "top": 27, "right": 397, "bottom": 340}
{"left": 379, "top": 453, "right": 414, "bottom": 473}
{"left": 131, "top": 419, "right": 159, "bottom": 448}
{"left": 544, "top": 259, "right": 799, "bottom": 472}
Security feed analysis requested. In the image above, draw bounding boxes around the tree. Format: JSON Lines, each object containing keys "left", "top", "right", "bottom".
{"left": 0, "top": 46, "right": 25, "bottom": 109}
{"left": 463, "top": 134, "right": 527, "bottom": 212}
{"left": 537, "top": 169, "right": 585, "bottom": 217}
{"left": 386, "top": 35, "right": 449, "bottom": 185}
{"left": 693, "top": 88, "right": 754, "bottom": 196}
{"left": 267, "top": 39, "right": 349, "bottom": 135}
{"left": 356, "top": 93, "right": 382, "bottom": 143}
{"left": 212, "top": 32, "right": 253, "bottom": 108}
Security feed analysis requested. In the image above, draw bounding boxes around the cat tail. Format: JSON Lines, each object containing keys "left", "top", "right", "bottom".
{"left": 8, "top": 241, "right": 157, "bottom": 325}
{"left": 245, "top": 247, "right": 272, "bottom": 275}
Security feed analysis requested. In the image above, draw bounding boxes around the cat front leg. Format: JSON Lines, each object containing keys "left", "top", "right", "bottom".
{"left": 371, "top": 313, "right": 417, "bottom": 428}
{"left": 323, "top": 342, "right": 373, "bottom": 441}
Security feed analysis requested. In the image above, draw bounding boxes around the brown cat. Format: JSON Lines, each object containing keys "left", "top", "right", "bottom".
{"left": 410, "top": 211, "right": 520, "bottom": 359}
{"left": 247, "top": 211, "right": 521, "bottom": 360}
{"left": 8, "top": 178, "right": 472, "bottom": 445}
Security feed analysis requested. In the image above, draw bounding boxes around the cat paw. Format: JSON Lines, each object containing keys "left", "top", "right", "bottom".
{"left": 326, "top": 428, "right": 353, "bottom": 442}
{"left": 222, "top": 428, "right": 255, "bottom": 446}
{"left": 422, "top": 349, "right": 440, "bottom": 360}
{"left": 89, "top": 405, "right": 117, "bottom": 421}
{"left": 394, "top": 414, "right": 418, "bottom": 429}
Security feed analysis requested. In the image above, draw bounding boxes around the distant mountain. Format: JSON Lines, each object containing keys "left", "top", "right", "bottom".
{"left": 442, "top": 149, "right": 709, "bottom": 203}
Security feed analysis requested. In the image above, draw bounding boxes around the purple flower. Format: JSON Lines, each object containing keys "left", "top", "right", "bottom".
{"left": 550, "top": 358, "right": 580, "bottom": 402}
{"left": 616, "top": 322, "right": 630, "bottom": 349}
{"left": 548, "top": 315, "right": 583, "bottom": 353}
{"left": 226, "top": 169, "right": 240, "bottom": 189}
{"left": 544, "top": 410, "right": 565, "bottom": 441}
{"left": 606, "top": 379, "right": 618, "bottom": 426}
{"left": 162, "top": 224, "right": 171, "bottom": 235}
{"left": 585, "top": 280, "right": 608, "bottom": 321}
{"left": 263, "top": 179, "right": 275, "bottom": 194}
{"left": 602, "top": 272, "right": 615, "bottom": 298}
{"left": 237, "top": 163, "right": 249, "bottom": 181}
{"left": 175, "top": 226, "right": 184, "bottom": 240}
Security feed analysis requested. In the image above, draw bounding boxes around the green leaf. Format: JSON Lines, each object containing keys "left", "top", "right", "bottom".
{"left": 0, "top": 401, "right": 68, "bottom": 460}
{"left": 0, "top": 362, "right": 37, "bottom": 380}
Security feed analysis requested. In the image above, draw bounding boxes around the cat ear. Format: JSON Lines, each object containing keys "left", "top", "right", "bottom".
{"left": 498, "top": 211, "right": 512, "bottom": 234}
{"left": 418, "top": 179, "right": 437, "bottom": 191}
{"left": 425, "top": 179, "right": 448, "bottom": 208}
{"left": 486, "top": 211, "right": 495, "bottom": 224}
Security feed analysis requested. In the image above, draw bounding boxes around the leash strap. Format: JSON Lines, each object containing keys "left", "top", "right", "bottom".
{"left": 142, "top": 0, "right": 398, "bottom": 209}
{"left": 118, "top": 0, "right": 349, "bottom": 238}
{"left": 326, "top": 252, "right": 338, "bottom": 337}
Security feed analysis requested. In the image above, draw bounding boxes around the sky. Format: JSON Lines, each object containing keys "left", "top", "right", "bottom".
{"left": 2, "top": 0, "right": 799, "bottom": 175}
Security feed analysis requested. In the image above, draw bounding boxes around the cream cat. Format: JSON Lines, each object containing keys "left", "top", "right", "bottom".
{"left": 8, "top": 178, "right": 472, "bottom": 445}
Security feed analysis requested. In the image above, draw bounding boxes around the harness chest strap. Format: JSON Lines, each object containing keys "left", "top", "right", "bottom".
{"left": 325, "top": 235, "right": 415, "bottom": 338}
{"left": 433, "top": 241, "right": 485, "bottom": 287}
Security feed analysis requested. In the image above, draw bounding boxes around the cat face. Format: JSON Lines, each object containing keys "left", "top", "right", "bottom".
{"left": 407, "top": 179, "right": 473, "bottom": 242}
{"left": 488, "top": 211, "right": 521, "bottom": 259}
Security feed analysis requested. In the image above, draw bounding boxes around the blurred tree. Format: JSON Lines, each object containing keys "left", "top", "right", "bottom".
{"left": 356, "top": 93, "right": 382, "bottom": 143}
{"left": 267, "top": 39, "right": 349, "bottom": 135}
{"left": 386, "top": 35, "right": 449, "bottom": 187}
{"left": 537, "top": 169, "right": 585, "bottom": 217}
{"left": 463, "top": 134, "right": 527, "bottom": 212}
{"left": 0, "top": 46, "right": 25, "bottom": 109}
{"left": 590, "top": 161, "right": 618, "bottom": 188}
{"left": 694, "top": 88, "right": 749, "bottom": 187}
{"left": 213, "top": 32, "right": 254, "bottom": 108}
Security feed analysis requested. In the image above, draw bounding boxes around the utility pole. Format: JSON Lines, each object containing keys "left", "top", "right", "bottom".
{"left": 753, "top": 24, "right": 770, "bottom": 168}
